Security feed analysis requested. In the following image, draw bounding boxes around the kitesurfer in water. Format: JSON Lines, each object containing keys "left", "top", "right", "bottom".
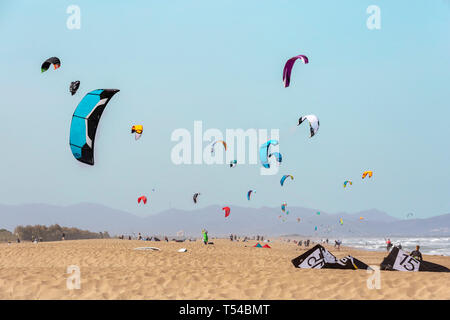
{"left": 410, "top": 245, "right": 423, "bottom": 261}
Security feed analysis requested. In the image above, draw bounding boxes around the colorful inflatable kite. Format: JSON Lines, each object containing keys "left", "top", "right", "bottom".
{"left": 41, "top": 57, "right": 61, "bottom": 73}
{"left": 343, "top": 180, "right": 352, "bottom": 188}
{"left": 131, "top": 125, "right": 143, "bottom": 140}
{"left": 137, "top": 196, "right": 147, "bottom": 204}
{"left": 280, "top": 175, "right": 294, "bottom": 186}
{"left": 362, "top": 171, "right": 373, "bottom": 179}
{"left": 260, "top": 140, "right": 282, "bottom": 169}
{"left": 298, "top": 115, "right": 320, "bottom": 137}
{"left": 69, "top": 89, "right": 120, "bottom": 165}
{"left": 222, "top": 206, "right": 230, "bottom": 218}
{"left": 283, "top": 55, "right": 309, "bottom": 87}
{"left": 211, "top": 140, "right": 227, "bottom": 154}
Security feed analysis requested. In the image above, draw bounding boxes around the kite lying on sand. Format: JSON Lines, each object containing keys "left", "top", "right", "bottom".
{"left": 380, "top": 247, "right": 450, "bottom": 272}
{"left": 291, "top": 244, "right": 372, "bottom": 270}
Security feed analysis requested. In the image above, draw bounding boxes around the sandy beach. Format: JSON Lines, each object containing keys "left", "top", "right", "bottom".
{"left": 0, "top": 239, "right": 449, "bottom": 300}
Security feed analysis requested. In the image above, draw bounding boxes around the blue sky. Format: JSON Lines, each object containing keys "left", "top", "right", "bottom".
{"left": 0, "top": 0, "right": 449, "bottom": 219}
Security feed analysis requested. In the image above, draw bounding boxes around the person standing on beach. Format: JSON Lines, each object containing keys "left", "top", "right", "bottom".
{"left": 61, "top": 233, "right": 65, "bottom": 241}
{"left": 410, "top": 245, "right": 423, "bottom": 261}
{"left": 386, "top": 239, "right": 393, "bottom": 252}
{"left": 202, "top": 229, "right": 208, "bottom": 245}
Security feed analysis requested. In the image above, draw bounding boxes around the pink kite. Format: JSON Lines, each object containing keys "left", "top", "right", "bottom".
{"left": 283, "top": 55, "right": 309, "bottom": 87}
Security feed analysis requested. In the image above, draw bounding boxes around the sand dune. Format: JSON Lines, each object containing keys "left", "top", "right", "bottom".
{"left": 0, "top": 239, "right": 449, "bottom": 300}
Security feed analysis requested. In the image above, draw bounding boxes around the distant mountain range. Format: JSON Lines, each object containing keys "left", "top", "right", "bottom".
{"left": 0, "top": 203, "right": 449, "bottom": 237}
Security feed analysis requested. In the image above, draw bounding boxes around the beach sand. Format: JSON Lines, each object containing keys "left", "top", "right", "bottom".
{"left": 0, "top": 239, "right": 449, "bottom": 300}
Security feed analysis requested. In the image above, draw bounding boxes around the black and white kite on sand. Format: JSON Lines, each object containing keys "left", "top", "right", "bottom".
{"left": 380, "top": 247, "right": 450, "bottom": 272}
{"left": 291, "top": 244, "right": 372, "bottom": 270}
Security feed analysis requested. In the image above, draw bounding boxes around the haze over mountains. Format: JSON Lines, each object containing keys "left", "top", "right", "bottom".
{"left": 0, "top": 203, "right": 448, "bottom": 237}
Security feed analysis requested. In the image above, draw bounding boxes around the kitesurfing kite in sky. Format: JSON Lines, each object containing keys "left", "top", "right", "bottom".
{"left": 260, "top": 140, "right": 282, "bottom": 169}
{"left": 229, "top": 160, "right": 237, "bottom": 168}
{"left": 41, "top": 57, "right": 61, "bottom": 73}
{"left": 137, "top": 196, "right": 147, "bottom": 204}
{"left": 280, "top": 175, "right": 294, "bottom": 186}
{"left": 283, "top": 55, "right": 309, "bottom": 87}
{"left": 131, "top": 125, "right": 143, "bottom": 140}
{"left": 362, "top": 171, "right": 373, "bottom": 179}
{"left": 211, "top": 140, "right": 227, "bottom": 154}
{"left": 69, "top": 89, "right": 120, "bottom": 165}
{"left": 343, "top": 180, "right": 352, "bottom": 188}
{"left": 298, "top": 115, "right": 319, "bottom": 137}
{"left": 222, "top": 206, "right": 230, "bottom": 218}
{"left": 247, "top": 190, "right": 255, "bottom": 201}
{"left": 70, "top": 81, "right": 80, "bottom": 96}
{"left": 193, "top": 193, "right": 200, "bottom": 204}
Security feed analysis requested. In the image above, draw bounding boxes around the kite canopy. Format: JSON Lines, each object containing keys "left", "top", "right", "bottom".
{"left": 260, "top": 140, "right": 282, "bottom": 169}
{"left": 211, "top": 140, "right": 227, "bottom": 154}
{"left": 137, "top": 196, "right": 147, "bottom": 204}
{"left": 362, "top": 171, "right": 373, "bottom": 179}
{"left": 263, "top": 244, "right": 271, "bottom": 248}
{"left": 254, "top": 243, "right": 263, "bottom": 248}
{"left": 292, "top": 245, "right": 372, "bottom": 270}
{"left": 70, "top": 81, "right": 80, "bottom": 96}
{"left": 229, "top": 160, "right": 237, "bottom": 168}
{"left": 380, "top": 247, "right": 450, "bottom": 272}
{"left": 283, "top": 55, "right": 309, "bottom": 87}
{"left": 193, "top": 193, "right": 200, "bottom": 204}
{"left": 131, "top": 125, "right": 143, "bottom": 140}
{"left": 247, "top": 190, "right": 255, "bottom": 201}
{"left": 281, "top": 202, "right": 289, "bottom": 214}
{"left": 343, "top": 180, "right": 352, "bottom": 188}
{"left": 41, "top": 57, "right": 61, "bottom": 73}
{"left": 222, "top": 206, "right": 230, "bottom": 218}
{"left": 298, "top": 115, "right": 319, "bottom": 137}
{"left": 69, "top": 89, "right": 120, "bottom": 165}
{"left": 280, "top": 174, "right": 294, "bottom": 186}
{"left": 339, "top": 218, "right": 344, "bottom": 225}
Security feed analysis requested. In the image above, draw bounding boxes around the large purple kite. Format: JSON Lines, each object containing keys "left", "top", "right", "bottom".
{"left": 283, "top": 55, "right": 309, "bottom": 87}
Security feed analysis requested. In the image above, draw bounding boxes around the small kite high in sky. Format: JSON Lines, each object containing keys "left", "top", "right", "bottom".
{"left": 70, "top": 81, "right": 80, "bottom": 96}
{"left": 362, "top": 171, "right": 373, "bottom": 179}
{"left": 298, "top": 115, "right": 320, "bottom": 137}
{"left": 343, "top": 180, "right": 352, "bottom": 188}
{"left": 137, "top": 196, "right": 147, "bottom": 204}
{"left": 247, "top": 190, "right": 255, "bottom": 201}
{"left": 222, "top": 206, "right": 231, "bottom": 218}
{"left": 283, "top": 55, "right": 309, "bottom": 87}
{"left": 131, "top": 125, "right": 143, "bottom": 140}
{"left": 211, "top": 140, "right": 227, "bottom": 154}
{"left": 280, "top": 175, "right": 294, "bottom": 186}
{"left": 260, "top": 140, "right": 282, "bottom": 169}
{"left": 41, "top": 57, "right": 61, "bottom": 73}
{"left": 193, "top": 193, "right": 200, "bottom": 204}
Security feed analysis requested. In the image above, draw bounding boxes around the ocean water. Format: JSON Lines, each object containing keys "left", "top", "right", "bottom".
{"left": 340, "top": 237, "right": 450, "bottom": 256}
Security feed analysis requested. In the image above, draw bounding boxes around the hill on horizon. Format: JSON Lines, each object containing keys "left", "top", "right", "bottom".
{"left": 0, "top": 203, "right": 448, "bottom": 238}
